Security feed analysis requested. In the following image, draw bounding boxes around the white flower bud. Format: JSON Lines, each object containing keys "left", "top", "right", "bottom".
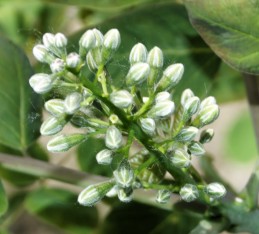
{"left": 96, "top": 149, "right": 113, "bottom": 165}
{"left": 64, "top": 92, "right": 82, "bottom": 114}
{"left": 106, "top": 185, "right": 118, "bottom": 197}
{"left": 110, "top": 90, "right": 133, "bottom": 108}
{"left": 156, "top": 190, "right": 171, "bottom": 204}
{"left": 200, "top": 96, "right": 217, "bottom": 110}
{"left": 174, "top": 126, "right": 199, "bottom": 142}
{"left": 181, "top": 88, "right": 194, "bottom": 106}
{"left": 50, "top": 58, "right": 65, "bottom": 73}
{"left": 29, "top": 73, "right": 52, "bottom": 94}
{"left": 129, "top": 43, "right": 148, "bottom": 65}
{"left": 148, "top": 100, "right": 175, "bottom": 119}
{"left": 140, "top": 118, "right": 156, "bottom": 135}
{"left": 113, "top": 159, "right": 134, "bottom": 188}
{"left": 126, "top": 62, "right": 150, "bottom": 86}
{"left": 47, "top": 133, "right": 85, "bottom": 152}
{"left": 204, "top": 183, "right": 226, "bottom": 199}
{"left": 40, "top": 116, "right": 66, "bottom": 136}
{"left": 105, "top": 126, "right": 123, "bottom": 149}
{"left": 183, "top": 96, "right": 200, "bottom": 121}
{"left": 86, "top": 52, "right": 98, "bottom": 73}
{"left": 155, "top": 91, "right": 171, "bottom": 103}
{"left": 199, "top": 129, "right": 214, "bottom": 144}
{"left": 78, "top": 181, "right": 114, "bottom": 206}
{"left": 169, "top": 149, "right": 191, "bottom": 168}
{"left": 45, "top": 99, "right": 65, "bottom": 116}
{"left": 42, "top": 33, "right": 55, "bottom": 49}
{"left": 194, "top": 104, "right": 220, "bottom": 127}
{"left": 55, "top": 33, "right": 67, "bottom": 48}
{"left": 33, "top": 45, "right": 54, "bottom": 64}
{"left": 188, "top": 141, "right": 205, "bottom": 156}
{"left": 156, "top": 63, "right": 184, "bottom": 92}
{"left": 180, "top": 184, "right": 199, "bottom": 202}
{"left": 92, "top": 28, "right": 104, "bottom": 47}
{"left": 147, "top": 46, "right": 163, "bottom": 68}
{"left": 109, "top": 114, "right": 119, "bottom": 124}
{"left": 103, "top": 28, "right": 121, "bottom": 50}
{"left": 142, "top": 97, "right": 149, "bottom": 103}
{"left": 79, "top": 30, "right": 96, "bottom": 50}
{"left": 66, "top": 52, "right": 81, "bottom": 68}
{"left": 117, "top": 187, "right": 133, "bottom": 203}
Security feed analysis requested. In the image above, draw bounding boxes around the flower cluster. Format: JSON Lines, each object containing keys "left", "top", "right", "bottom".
{"left": 30, "top": 28, "right": 226, "bottom": 206}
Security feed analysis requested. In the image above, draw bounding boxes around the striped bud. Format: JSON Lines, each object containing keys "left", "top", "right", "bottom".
{"left": 188, "top": 141, "right": 205, "bottom": 156}
{"left": 156, "top": 63, "right": 184, "bottom": 92}
{"left": 92, "top": 28, "right": 104, "bottom": 47}
{"left": 113, "top": 159, "right": 134, "bottom": 188}
{"left": 47, "top": 133, "right": 85, "bottom": 152}
{"left": 96, "top": 149, "right": 113, "bottom": 165}
{"left": 126, "top": 62, "right": 150, "bottom": 86}
{"left": 147, "top": 46, "right": 163, "bottom": 68}
{"left": 29, "top": 73, "right": 52, "bottom": 94}
{"left": 45, "top": 99, "right": 65, "bottom": 116}
{"left": 43, "top": 33, "right": 55, "bottom": 49}
{"left": 180, "top": 184, "right": 199, "bottom": 202}
{"left": 140, "top": 118, "right": 156, "bottom": 135}
{"left": 200, "top": 96, "right": 216, "bottom": 110}
{"left": 86, "top": 52, "right": 98, "bottom": 73}
{"left": 40, "top": 116, "right": 66, "bottom": 136}
{"left": 110, "top": 90, "right": 133, "bottom": 108}
{"left": 199, "top": 129, "right": 214, "bottom": 144}
{"left": 50, "top": 58, "right": 65, "bottom": 73}
{"left": 155, "top": 91, "right": 171, "bottom": 103}
{"left": 103, "top": 28, "right": 121, "bottom": 51}
{"left": 33, "top": 45, "right": 55, "bottom": 64}
{"left": 117, "top": 187, "right": 133, "bottom": 203}
{"left": 181, "top": 88, "right": 194, "bottom": 106}
{"left": 204, "top": 183, "right": 226, "bottom": 199}
{"left": 182, "top": 96, "right": 200, "bottom": 121}
{"left": 174, "top": 126, "right": 198, "bottom": 142}
{"left": 106, "top": 185, "right": 118, "bottom": 197}
{"left": 79, "top": 30, "right": 96, "bottom": 50}
{"left": 78, "top": 181, "right": 114, "bottom": 206}
{"left": 194, "top": 105, "right": 220, "bottom": 127}
{"left": 129, "top": 43, "right": 148, "bottom": 65}
{"left": 105, "top": 126, "right": 123, "bottom": 149}
{"left": 148, "top": 100, "right": 175, "bottom": 119}
{"left": 64, "top": 92, "right": 82, "bottom": 114}
{"left": 156, "top": 190, "right": 171, "bottom": 204}
{"left": 54, "top": 33, "right": 67, "bottom": 48}
{"left": 66, "top": 52, "right": 81, "bottom": 68}
{"left": 169, "top": 149, "right": 191, "bottom": 168}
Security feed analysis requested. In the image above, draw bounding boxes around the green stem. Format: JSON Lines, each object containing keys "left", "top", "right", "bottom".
{"left": 135, "top": 155, "right": 157, "bottom": 176}
{"left": 133, "top": 93, "right": 155, "bottom": 119}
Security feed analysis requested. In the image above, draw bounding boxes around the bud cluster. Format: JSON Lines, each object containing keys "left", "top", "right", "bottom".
{"left": 30, "top": 28, "right": 225, "bottom": 207}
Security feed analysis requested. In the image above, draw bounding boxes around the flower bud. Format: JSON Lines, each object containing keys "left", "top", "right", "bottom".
{"left": 29, "top": 73, "right": 52, "bottom": 94}
{"left": 64, "top": 92, "right": 82, "bottom": 114}
{"left": 148, "top": 100, "right": 175, "bottom": 119}
{"left": 126, "top": 62, "right": 150, "bottom": 86}
{"left": 105, "top": 126, "right": 123, "bottom": 149}
{"left": 156, "top": 190, "right": 171, "bottom": 204}
{"left": 194, "top": 105, "right": 220, "bottom": 127}
{"left": 55, "top": 33, "right": 67, "bottom": 48}
{"left": 182, "top": 96, "right": 200, "bottom": 121}
{"left": 109, "top": 114, "right": 119, "bottom": 124}
{"left": 42, "top": 33, "right": 56, "bottom": 48}
{"left": 106, "top": 185, "right": 118, "bottom": 197}
{"left": 179, "top": 184, "right": 199, "bottom": 202}
{"left": 40, "top": 116, "right": 66, "bottom": 136}
{"left": 110, "top": 90, "right": 133, "bottom": 108}
{"left": 140, "top": 118, "right": 156, "bottom": 135}
{"left": 200, "top": 96, "right": 216, "bottom": 110}
{"left": 129, "top": 43, "right": 148, "bottom": 65}
{"left": 117, "top": 187, "right": 133, "bottom": 203}
{"left": 147, "top": 46, "right": 163, "bottom": 68}
{"left": 45, "top": 99, "right": 65, "bottom": 116}
{"left": 156, "top": 63, "right": 184, "bottom": 92}
{"left": 47, "top": 133, "right": 85, "bottom": 152}
{"left": 174, "top": 126, "right": 198, "bottom": 142}
{"left": 96, "top": 149, "right": 113, "bottom": 165}
{"left": 113, "top": 159, "right": 134, "bottom": 188}
{"left": 78, "top": 181, "right": 114, "bottom": 206}
{"left": 103, "top": 28, "right": 121, "bottom": 51}
{"left": 79, "top": 30, "right": 96, "bottom": 50}
{"left": 169, "top": 149, "right": 191, "bottom": 168}
{"left": 66, "top": 52, "right": 81, "bottom": 68}
{"left": 188, "top": 141, "right": 205, "bottom": 156}
{"left": 204, "top": 183, "right": 226, "bottom": 199}
{"left": 50, "top": 58, "right": 65, "bottom": 73}
{"left": 92, "top": 28, "right": 104, "bottom": 47}
{"left": 181, "top": 88, "right": 194, "bottom": 106}
{"left": 199, "top": 129, "right": 214, "bottom": 144}
{"left": 155, "top": 91, "right": 171, "bottom": 103}
{"left": 86, "top": 52, "right": 98, "bottom": 73}
{"left": 33, "top": 45, "right": 55, "bottom": 64}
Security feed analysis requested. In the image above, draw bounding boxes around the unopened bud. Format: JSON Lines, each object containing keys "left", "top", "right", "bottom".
{"left": 147, "top": 46, "right": 163, "bottom": 68}
{"left": 181, "top": 88, "right": 194, "bottom": 106}
{"left": 113, "top": 159, "right": 134, "bottom": 188}
{"left": 103, "top": 28, "right": 121, "bottom": 50}
{"left": 92, "top": 28, "right": 104, "bottom": 47}
{"left": 47, "top": 133, "right": 85, "bottom": 152}
{"left": 180, "top": 184, "right": 199, "bottom": 202}
{"left": 148, "top": 100, "right": 175, "bottom": 119}
{"left": 29, "top": 73, "right": 52, "bottom": 94}
{"left": 204, "top": 183, "right": 226, "bottom": 199}
{"left": 199, "top": 129, "right": 214, "bottom": 144}
{"left": 200, "top": 96, "right": 216, "bottom": 110}
{"left": 174, "top": 126, "right": 198, "bottom": 142}
{"left": 182, "top": 96, "right": 200, "bottom": 121}
{"left": 140, "top": 118, "right": 156, "bottom": 135}
{"left": 155, "top": 91, "right": 171, "bottom": 103}
{"left": 126, "top": 62, "right": 150, "bottom": 86}
{"left": 156, "top": 63, "right": 184, "bottom": 92}
{"left": 105, "top": 126, "right": 123, "bottom": 149}
{"left": 45, "top": 99, "right": 65, "bottom": 116}
{"left": 42, "top": 33, "right": 55, "bottom": 49}
{"left": 55, "top": 33, "right": 67, "bottom": 48}
{"left": 86, "top": 52, "right": 98, "bottom": 73}
{"left": 188, "top": 141, "right": 205, "bottom": 156}
{"left": 79, "top": 30, "right": 96, "bottom": 50}
{"left": 96, "top": 149, "right": 113, "bottom": 165}
{"left": 64, "top": 92, "right": 82, "bottom": 114}
{"left": 194, "top": 105, "right": 220, "bottom": 127}
{"left": 106, "top": 185, "right": 118, "bottom": 197}
{"left": 129, "top": 43, "right": 148, "bottom": 65}
{"left": 33, "top": 45, "right": 54, "bottom": 64}
{"left": 50, "top": 58, "right": 65, "bottom": 73}
{"left": 110, "top": 90, "right": 133, "bottom": 108}
{"left": 78, "top": 181, "right": 114, "bottom": 206}
{"left": 156, "top": 190, "right": 171, "bottom": 204}
{"left": 66, "top": 52, "right": 81, "bottom": 68}
{"left": 40, "top": 116, "right": 66, "bottom": 136}
{"left": 169, "top": 149, "right": 191, "bottom": 168}
{"left": 118, "top": 187, "right": 133, "bottom": 203}
{"left": 109, "top": 114, "right": 119, "bottom": 124}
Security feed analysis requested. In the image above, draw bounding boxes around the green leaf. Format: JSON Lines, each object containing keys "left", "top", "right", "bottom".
{"left": 189, "top": 219, "right": 227, "bottom": 234}
{"left": 77, "top": 137, "right": 112, "bottom": 177}
{"left": 0, "top": 36, "right": 41, "bottom": 151}
{"left": 0, "top": 181, "right": 8, "bottom": 217}
{"left": 184, "top": 0, "right": 259, "bottom": 75}
{"left": 25, "top": 188, "right": 98, "bottom": 234}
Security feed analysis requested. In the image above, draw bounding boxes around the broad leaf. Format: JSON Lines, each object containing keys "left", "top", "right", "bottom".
{"left": 184, "top": 0, "right": 259, "bottom": 75}
{"left": 0, "top": 36, "right": 41, "bottom": 151}
{"left": 25, "top": 188, "right": 98, "bottom": 234}
{"left": 0, "top": 181, "right": 8, "bottom": 217}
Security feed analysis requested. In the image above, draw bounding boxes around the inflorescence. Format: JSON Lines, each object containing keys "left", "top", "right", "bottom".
{"left": 30, "top": 28, "right": 226, "bottom": 206}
